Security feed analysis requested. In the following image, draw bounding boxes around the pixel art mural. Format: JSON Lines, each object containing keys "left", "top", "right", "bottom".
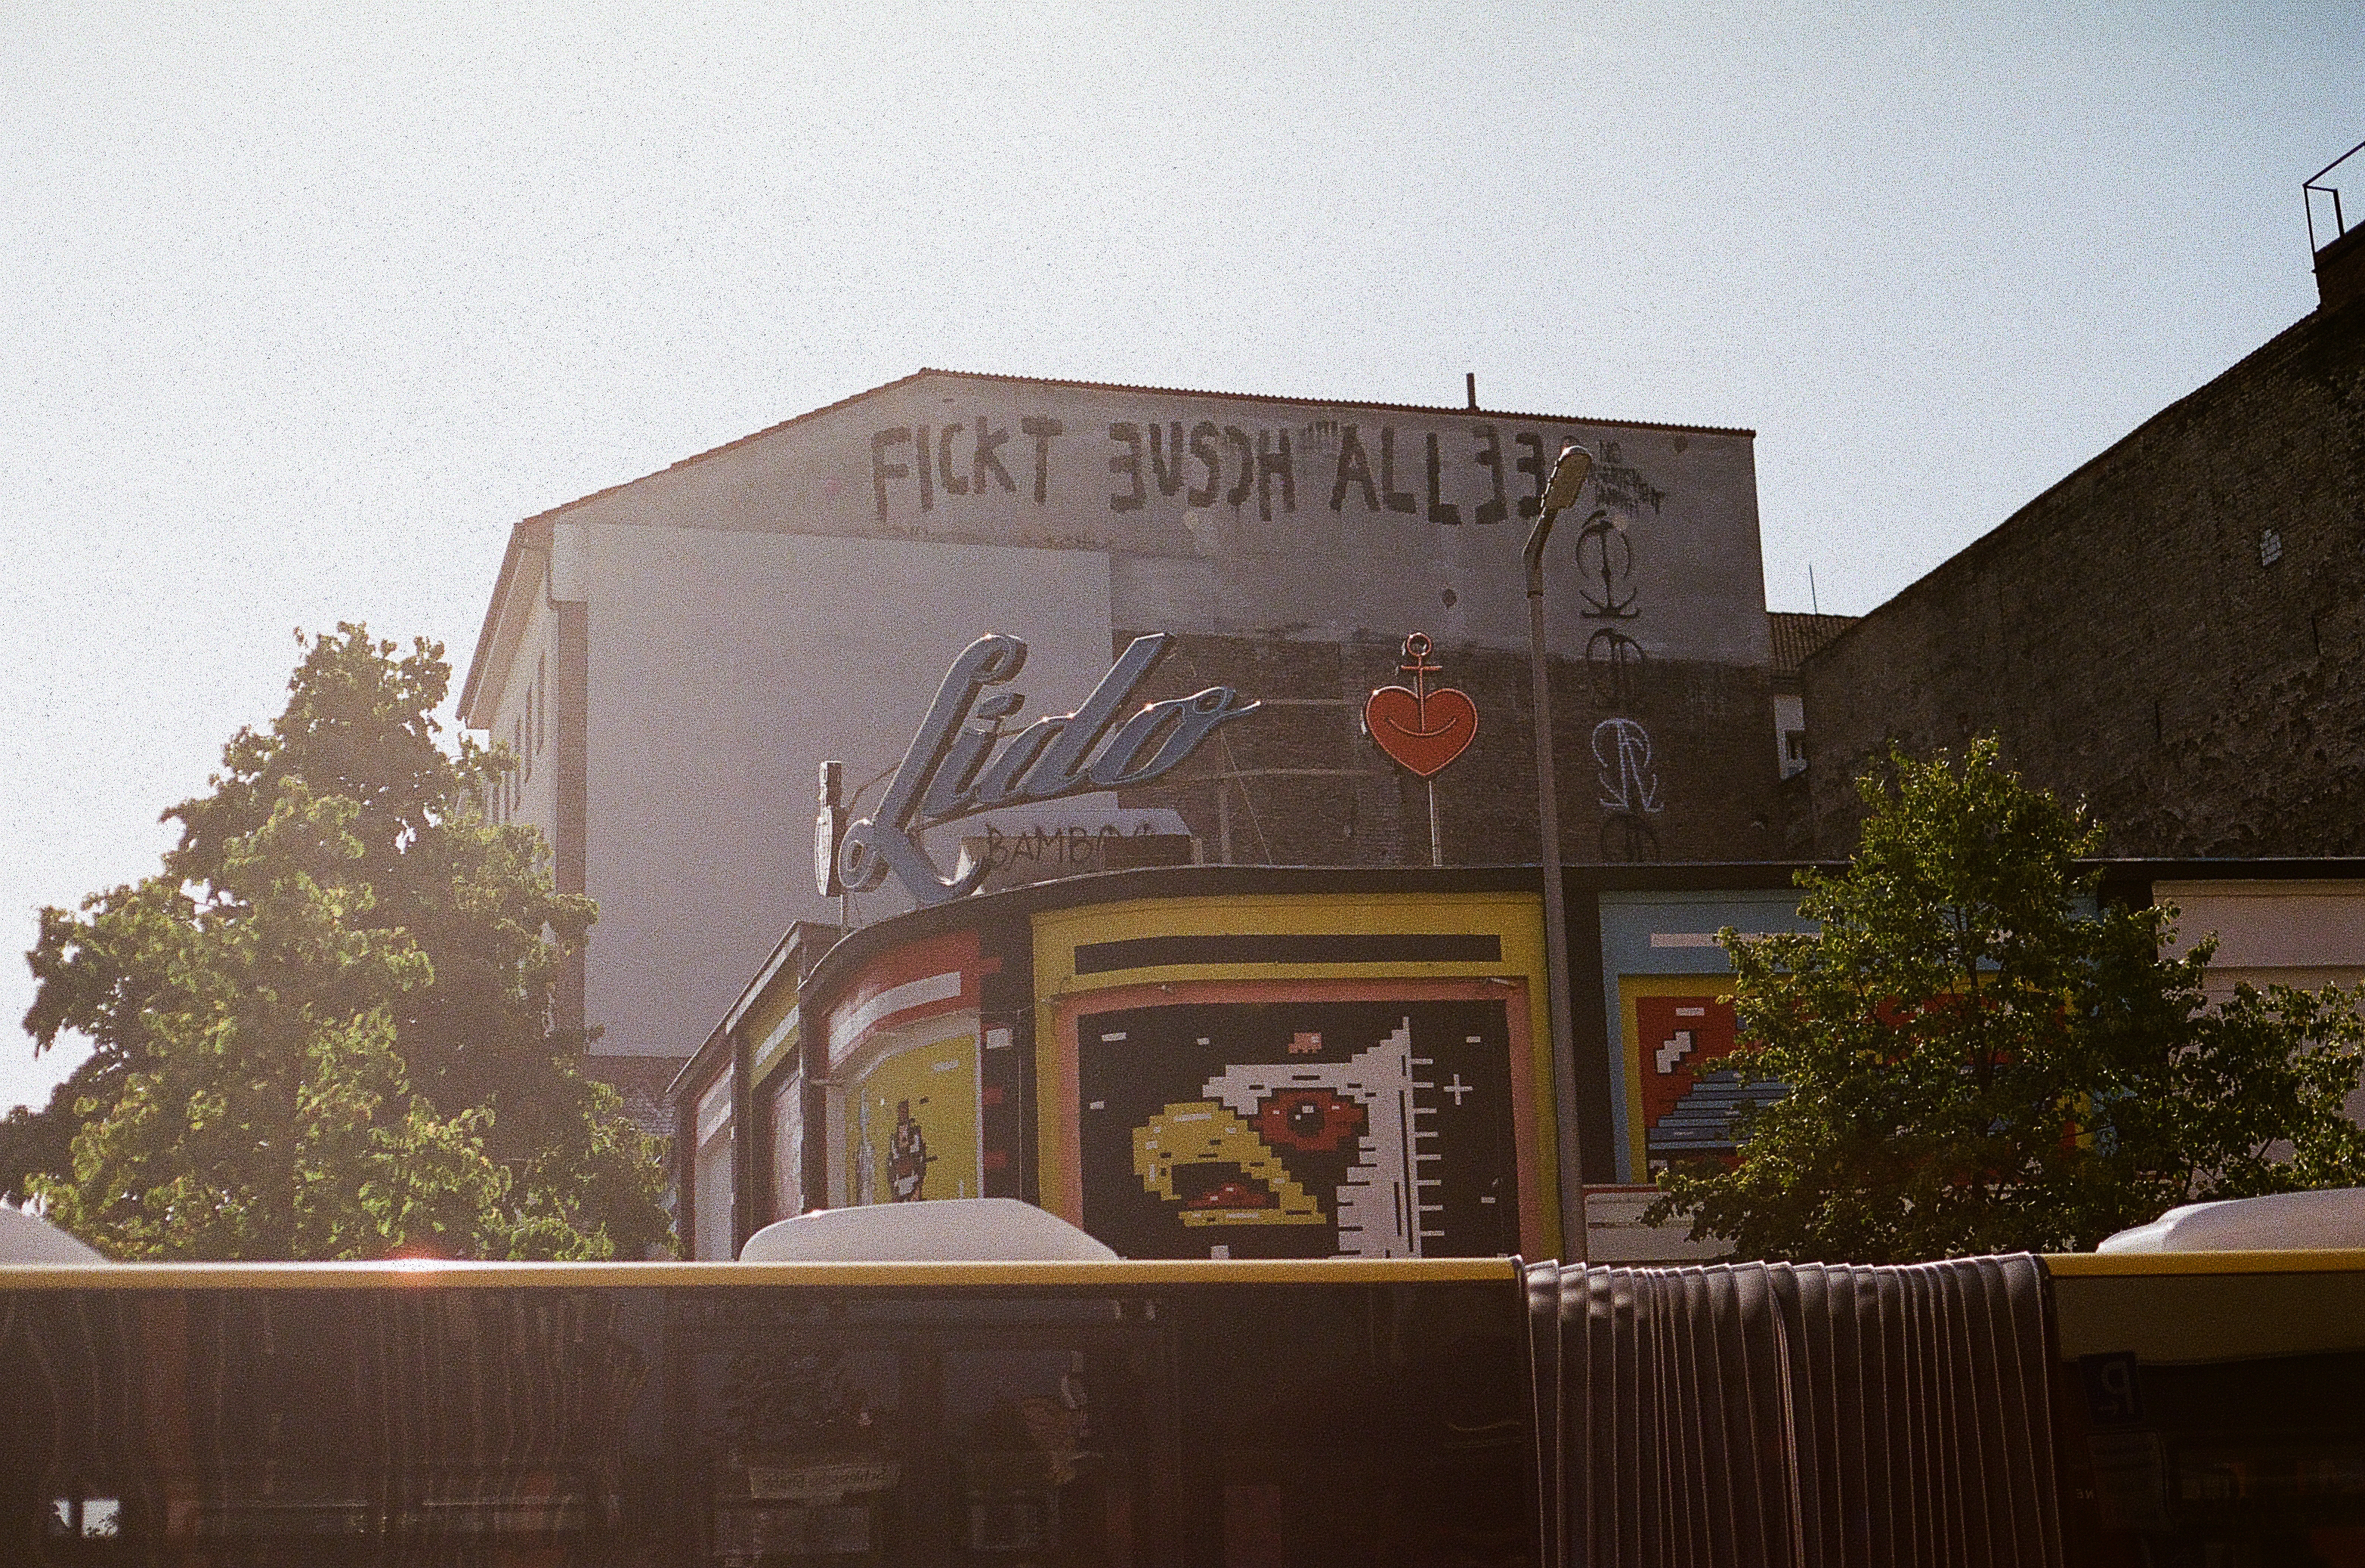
{"left": 1625, "top": 986, "right": 1782, "bottom": 1174}
{"left": 1073, "top": 997, "right": 1524, "bottom": 1259}
{"left": 846, "top": 1033, "right": 981, "bottom": 1205}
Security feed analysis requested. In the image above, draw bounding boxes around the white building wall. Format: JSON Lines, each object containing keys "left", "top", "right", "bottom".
{"left": 479, "top": 587, "right": 558, "bottom": 836}
{"left": 2154, "top": 879, "right": 2365, "bottom": 1129}
{"left": 1773, "top": 692, "right": 1806, "bottom": 778}
{"left": 577, "top": 524, "right": 1111, "bottom": 1059}
{"left": 827, "top": 377, "right": 1770, "bottom": 668}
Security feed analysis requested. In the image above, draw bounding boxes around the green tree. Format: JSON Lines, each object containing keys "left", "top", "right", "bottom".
{"left": 1651, "top": 738, "right": 2365, "bottom": 1263}
{"left": 8, "top": 625, "right": 669, "bottom": 1260}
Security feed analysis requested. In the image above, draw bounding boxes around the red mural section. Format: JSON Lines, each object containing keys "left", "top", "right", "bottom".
{"left": 1634, "top": 993, "right": 1779, "bottom": 1170}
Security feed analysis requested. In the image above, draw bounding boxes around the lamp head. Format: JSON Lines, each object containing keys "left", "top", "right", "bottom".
{"left": 1542, "top": 444, "right": 1594, "bottom": 513}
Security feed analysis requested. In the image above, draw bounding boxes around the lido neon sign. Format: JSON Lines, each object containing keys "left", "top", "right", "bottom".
{"left": 821, "top": 633, "right": 1259, "bottom": 907}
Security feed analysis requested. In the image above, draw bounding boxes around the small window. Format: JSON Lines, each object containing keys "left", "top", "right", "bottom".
{"left": 47, "top": 1495, "right": 121, "bottom": 1539}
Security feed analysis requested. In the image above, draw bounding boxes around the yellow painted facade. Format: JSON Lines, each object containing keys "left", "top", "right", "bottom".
{"left": 843, "top": 1029, "right": 982, "bottom": 1205}
{"left": 1029, "top": 889, "right": 1560, "bottom": 1257}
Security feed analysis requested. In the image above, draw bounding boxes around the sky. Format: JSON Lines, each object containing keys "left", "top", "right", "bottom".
{"left": 3, "top": 3, "right": 2359, "bottom": 1115}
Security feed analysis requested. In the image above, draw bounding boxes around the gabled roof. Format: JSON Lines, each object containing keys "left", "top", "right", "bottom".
{"left": 521, "top": 366, "right": 1752, "bottom": 535}
{"left": 1767, "top": 611, "right": 1859, "bottom": 682}
{"left": 459, "top": 367, "right": 1755, "bottom": 721}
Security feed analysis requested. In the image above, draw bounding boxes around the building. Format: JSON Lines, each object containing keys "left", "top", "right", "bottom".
{"left": 666, "top": 861, "right": 2365, "bottom": 1267}
{"left": 1801, "top": 218, "right": 2365, "bottom": 856}
{"left": 669, "top": 861, "right": 1827, "bottom": 1265}
{"left": 459, "top": 372, "right": 1786, "bottom": 1096}
{"left": 1767, "top": 610, "right": 1856, "bottom": 853}
{"left": 670, "top": 856, "right": 2365, "bottom": 1263}
{"left": 1768, "top": 612, "right": 1856, "bottom": 784}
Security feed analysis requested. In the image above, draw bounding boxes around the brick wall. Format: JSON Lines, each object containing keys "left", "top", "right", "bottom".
{"left": 1120, "top": 631, "right": 1784, "bottom": 867}
{"left": 1802, "top": 295, "right": 2365, "bottom": 855}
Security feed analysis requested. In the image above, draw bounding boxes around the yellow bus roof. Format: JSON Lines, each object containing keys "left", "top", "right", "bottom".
{"left": 2042, "top": 1248, "right": 2365, "bottom": 1278}
{"left": 0, "top": 1256, "right": 1523, "bottom": 1291}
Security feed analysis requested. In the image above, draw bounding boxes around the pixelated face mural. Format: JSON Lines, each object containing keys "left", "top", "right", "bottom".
{"left": 1631, "top": 991, "right": 1781, "bottom": 1171}
{"left": 1077, "top": 999, "right": 1519, "bottom": 1259}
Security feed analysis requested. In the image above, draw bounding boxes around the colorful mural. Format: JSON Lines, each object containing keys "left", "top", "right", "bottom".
{"left": 824, "top": 928, "right": 1013, "bottom": 1208}
{"left": 1618, "top": 979, "right": 1782, "bottom": 1175}
{"left": 1070, "top": 993, "right": 1525, "bottom": 1260}
{"left": 681, "top": 867, "right": 1844, "bottom": 1262}
{"left": 1031, "top": 887, "right": 1558, "bottom": 1258}
{"left": 846, "top": 1032, "right": 981, "bottom": 1204}
{"left": 1594, "top": 887, "right": 1816, "bottom": 1182}
{"left": 771, "top": 1070, "right": 805, "bottom": 1219}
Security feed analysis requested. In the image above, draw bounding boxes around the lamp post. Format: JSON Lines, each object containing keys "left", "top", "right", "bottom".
{"left": 1526, "top": 444, "right": 1594, "bottom": 1263}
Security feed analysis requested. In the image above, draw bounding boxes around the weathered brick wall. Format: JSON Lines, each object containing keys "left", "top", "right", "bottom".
{"left": 1802, "top": 296, "right": 2365, "bottom": 855}
{"left": 1120, "top": 631, "right": 1784, "bottom": 866}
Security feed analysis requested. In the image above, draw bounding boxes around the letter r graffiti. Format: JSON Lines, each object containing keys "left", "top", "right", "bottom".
{"left": 1592, "top": 717, "right": 1662, "bottom": 813}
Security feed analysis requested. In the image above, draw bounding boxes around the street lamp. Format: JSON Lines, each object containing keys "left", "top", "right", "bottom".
{"left": 1525, "top": 443, "right": 1594, "bottom": 1263}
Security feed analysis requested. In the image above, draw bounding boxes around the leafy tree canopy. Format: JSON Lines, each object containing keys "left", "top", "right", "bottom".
{"left": 1652, "top": 737, "right": 2365, "bottom": 1263}
{"left": 6, "top": 625, "right": 670, "bottom": 1260}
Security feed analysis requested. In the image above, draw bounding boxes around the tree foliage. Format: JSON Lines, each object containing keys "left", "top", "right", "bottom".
{"left": 1651, "top": 738, "right": 2365, "bottom": 1263}
{"left": 8, "top": 625, "right": 670, "bottom": 1260}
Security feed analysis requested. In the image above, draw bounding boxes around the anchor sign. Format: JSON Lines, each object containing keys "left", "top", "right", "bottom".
{"left": 1363, "top": 633, "right": 1479, "bottom": 778}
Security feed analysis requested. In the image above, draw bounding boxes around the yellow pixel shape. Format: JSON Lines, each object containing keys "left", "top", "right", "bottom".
{"left": 1133, "top": 1100, "right": 1325, "bottom": 1226}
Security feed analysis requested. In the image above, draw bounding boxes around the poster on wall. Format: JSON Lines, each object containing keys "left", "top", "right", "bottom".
{"left": 771, "top": 1072, "right": 805, "bottom": 1220}
{"left": 1075, "top": 998, "right": 1519, "bottom": 1260}
{"left": 1628, "top": 990, "right": 1782, "bottom": 1173}
{"left": 846, "top": 1034, "right": 981, "bottom": 1205}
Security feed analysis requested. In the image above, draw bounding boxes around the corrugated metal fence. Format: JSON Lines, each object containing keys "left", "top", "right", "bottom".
{"left": 1526, "top": 1255, "right": 2062, "bottom": 1568}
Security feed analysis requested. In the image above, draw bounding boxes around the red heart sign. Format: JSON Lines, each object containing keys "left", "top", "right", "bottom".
{"left": 1365, "top": 685, "right": 1479, "bottom": 777}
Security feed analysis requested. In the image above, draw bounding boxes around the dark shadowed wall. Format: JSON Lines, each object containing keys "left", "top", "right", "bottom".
{"left": 1803, "top": 293, "right": 2365, "bottom": 855}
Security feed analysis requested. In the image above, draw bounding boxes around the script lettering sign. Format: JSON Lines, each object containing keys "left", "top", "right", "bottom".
{"left": 830, "top": 633, "right": 1258, "bottom": 907}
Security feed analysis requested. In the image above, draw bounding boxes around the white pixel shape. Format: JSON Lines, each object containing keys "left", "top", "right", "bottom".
{"left": 1201, "top": 1023, "right": 1421, "bottom": 1259}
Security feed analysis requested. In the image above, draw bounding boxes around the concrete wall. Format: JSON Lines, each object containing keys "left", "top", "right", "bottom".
{"left": 1802, "top": 298, "right": 2365, "bottom": 855}
{"left": 2153, "top": 876, "right": 2365, "bottom": 1130}
{"left": 538, "top": 373, "right": 1765, "bottom": 666}
{"left": 476, "top": 583, "right": 558, "bottom": 833}
{"left": 2156, "top": 878, "right": 2365, "bottom": 998}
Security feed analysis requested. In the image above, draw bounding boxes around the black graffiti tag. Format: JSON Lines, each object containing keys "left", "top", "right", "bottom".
{"left": 870, "top": 415, "right": 1643, "bottom": 533}
{"left": 1573, "top": 509, "right": 1637, "bottom": 620}
{"left": 1600, "top": 813, "right": 1662, "bottom": 863}
{"left": 1572, "top": 443, "right": 1670, "bottom": 859}
{"left": 1592, "top": 443, "right": 1668, "bottom": 516}
{"left": 1585, "top": 628, "right": 1647, "bottom": 708}
{"left": 873, "top": 417, "right": 1021, "bottom": 518}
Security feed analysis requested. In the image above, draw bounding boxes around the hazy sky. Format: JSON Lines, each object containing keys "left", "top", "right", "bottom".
{"left": 4, "top": 5, "right": 2358, "bottom": 1112}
